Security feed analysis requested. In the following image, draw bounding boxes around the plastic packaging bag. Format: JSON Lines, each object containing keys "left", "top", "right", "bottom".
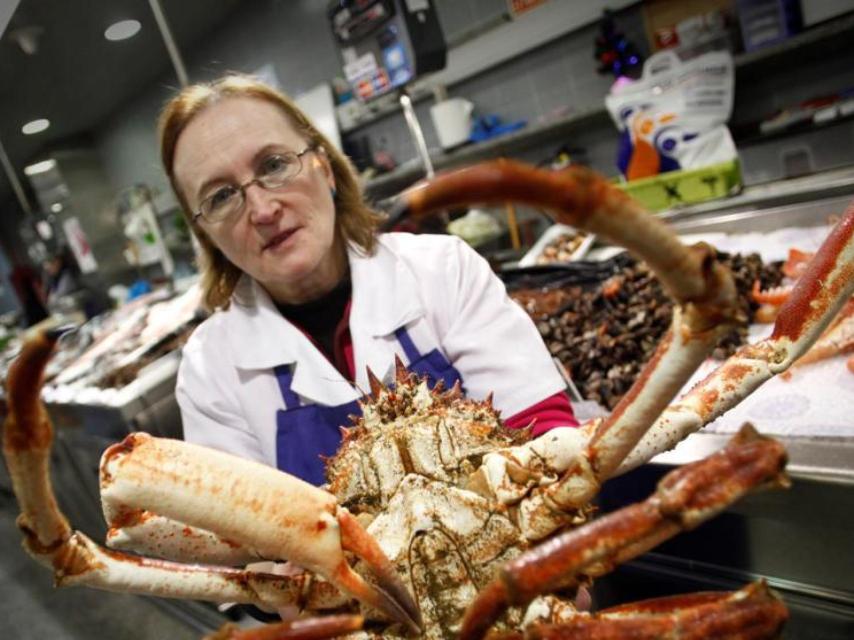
{"left": 605, "top": 49, "right": 736, "bottom": 180}
{"left": 447, "top": 209, "right": 503, "bottom": 247}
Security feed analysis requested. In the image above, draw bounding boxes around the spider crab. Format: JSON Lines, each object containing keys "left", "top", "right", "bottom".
{"left": 4, "top": 161, "right": 854, "bottom": 639}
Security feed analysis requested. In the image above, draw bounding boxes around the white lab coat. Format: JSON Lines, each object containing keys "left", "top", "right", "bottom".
{"left": 176, "top": 232, "right": 567, "bottom": 468}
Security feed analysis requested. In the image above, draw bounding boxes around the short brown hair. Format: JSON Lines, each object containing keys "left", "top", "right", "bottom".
{"left": 158, "top": 74, "right": 382, "bottom": 310}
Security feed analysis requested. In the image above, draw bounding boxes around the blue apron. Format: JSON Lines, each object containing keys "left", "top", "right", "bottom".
{"left": 274, "top": 326, "right": 464, "bottom": 485}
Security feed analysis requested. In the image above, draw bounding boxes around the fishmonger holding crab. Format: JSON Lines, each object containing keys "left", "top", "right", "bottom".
{"left": 160, "top": 74, "right": 580, "bottom": 486}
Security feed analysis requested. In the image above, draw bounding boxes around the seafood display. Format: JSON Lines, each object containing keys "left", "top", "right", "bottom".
{"left": 536, "top": 231, "right": 589, "bottom": 264}
{"left": 0, "top": 284, "right": 203, "bottom": 407}
{"left": 5, "top": 160, "right": 854, "bottom": 640}
{"left": 510, "top": 253, "right": 785, "bottom": 409}
{"left": 518, "top": 223, "right": 594, "bottom": 267}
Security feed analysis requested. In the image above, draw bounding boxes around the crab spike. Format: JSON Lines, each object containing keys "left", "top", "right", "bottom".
{"left": 447, "top": 379, "right": 463, "bottom": 400}
{"left": 484, "top": 392, "right": 494, "bottom": 408}
{"left": 393, "top": 355, "right": 409, "bottom": 384}
{"left": 365, "top": 367, "right": 385, "bottom": 398}
{"left": 459, "top": 424, "right": 788, "bottom": 640}
{"left": 432, "top": 378, "right": 446, "bottom": 394}
{"left": 210, "top": 615, "right": 365, "bottom": 640}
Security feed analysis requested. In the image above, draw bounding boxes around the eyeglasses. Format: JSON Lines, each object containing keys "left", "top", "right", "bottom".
{"left": 193, "top": 146, "right": 316, "bottom": 223}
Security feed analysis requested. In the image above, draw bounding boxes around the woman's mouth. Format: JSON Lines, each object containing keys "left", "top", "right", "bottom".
{"left": 263, "top": 228, "right": 298, "bottom": 251}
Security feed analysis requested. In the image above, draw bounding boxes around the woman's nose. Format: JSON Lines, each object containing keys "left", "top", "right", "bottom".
{"left": 244, "top": 183, "right": 280, "bottom": 224}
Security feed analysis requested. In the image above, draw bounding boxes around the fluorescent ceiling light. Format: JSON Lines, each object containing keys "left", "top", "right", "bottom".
{"left": 24, "top": 159, "right": 57, "bottom": 176}
{"left": 105, "top": 19, "right": 141, "bottom": 41}
{"left": 22, "top": 118, "right": 50, "bottom": 135}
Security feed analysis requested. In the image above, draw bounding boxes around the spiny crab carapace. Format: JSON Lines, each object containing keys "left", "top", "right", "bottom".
{"left": 4, "top": 159, "right": 854, "bottom": 640}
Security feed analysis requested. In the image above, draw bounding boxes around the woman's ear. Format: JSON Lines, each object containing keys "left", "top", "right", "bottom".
{"left": 315, "top": 145, "right": 336, "bottom": 192}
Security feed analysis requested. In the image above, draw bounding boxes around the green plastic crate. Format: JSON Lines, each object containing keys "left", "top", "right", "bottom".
{"left": 614, "top": 159, "right": 742, "bottom": 212}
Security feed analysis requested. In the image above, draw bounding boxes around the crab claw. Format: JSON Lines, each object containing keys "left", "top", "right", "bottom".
{"left": 337, "top": 509, "right": 423, "bottom": 633}
{"left": 100, "top": 434, "right": 422, "bottom": 634}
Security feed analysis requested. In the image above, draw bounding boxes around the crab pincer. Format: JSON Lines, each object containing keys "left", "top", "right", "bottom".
{"left": 100, "top": 431, "right": 422, "bottom": 634}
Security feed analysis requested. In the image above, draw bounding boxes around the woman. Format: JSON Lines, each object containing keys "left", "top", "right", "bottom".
{"left": 161, "top": 75, "right": 577, "bottom": 486}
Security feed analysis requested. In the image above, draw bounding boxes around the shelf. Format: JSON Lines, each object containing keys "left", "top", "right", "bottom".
{"left": 364, "top": 106, "right": 612, "bottom": 199}
{"left": 734, "top": 109, "right": 854, "bottom": 146}
{"left": 338, "top": 0, "right": 636, "bottom": 135}
{"left": 361, "top": 12, "right": 854, "bottom": 200}
{"left": 733, "top": 10, "right": 854, "bottom": 74}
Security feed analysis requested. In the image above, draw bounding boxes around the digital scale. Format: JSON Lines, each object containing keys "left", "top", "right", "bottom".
{"left": 328, "top": 0, "right": 446, "bottom": 102}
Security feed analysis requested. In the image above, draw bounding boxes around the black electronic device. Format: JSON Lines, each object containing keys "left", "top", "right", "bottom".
{"left": 328, "top": 0, "right": 446, "bottom": 101}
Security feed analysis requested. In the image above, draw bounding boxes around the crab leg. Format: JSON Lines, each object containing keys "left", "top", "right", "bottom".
{"left": 523, "top": 581, "right": 788, "bottom": 640}
{"left": 618, "top": 203, "right": 854, "bottom": 475}
{"left": 458, "top": 424, "right": 789, "bottom": 640}
{"left": 208, "top": 614, "right": 364, "bottom": 640}
{"left": 2, "top": 332, "right": 421, "bottom": 633}
{"left": 0, "top": 333, "right": 317, "bottom": 609}
{"left": 396, "top": 160, "right": 740, "bottom": 538}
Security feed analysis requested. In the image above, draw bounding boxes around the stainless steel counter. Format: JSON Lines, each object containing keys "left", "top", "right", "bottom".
{"left": 655, "top": 431, "right": 854, "bottom": 484}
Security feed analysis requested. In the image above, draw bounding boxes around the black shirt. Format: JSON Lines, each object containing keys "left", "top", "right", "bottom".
{"left": 276, "top": 276, "right": 352, "bottom": 370}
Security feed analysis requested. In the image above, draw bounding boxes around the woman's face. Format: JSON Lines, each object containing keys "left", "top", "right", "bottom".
{"left": 172, "top": 96, "right": 339, "bottom": 303}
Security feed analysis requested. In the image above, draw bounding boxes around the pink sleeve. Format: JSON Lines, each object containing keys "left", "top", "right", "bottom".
{"left": 504, "top": 391, "right": 580, "bottom": 437}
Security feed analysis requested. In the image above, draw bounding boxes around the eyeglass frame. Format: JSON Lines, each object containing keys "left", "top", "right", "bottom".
{"left": 191, "top": 145, "right": 317, "bottom": 223}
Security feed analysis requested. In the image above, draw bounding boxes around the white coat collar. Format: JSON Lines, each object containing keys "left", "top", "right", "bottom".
{"left": 224, "top": 235, "right": 424, "bottom": 401}
{"left": 349, "top": 234, "right": 425, "bottom": 337}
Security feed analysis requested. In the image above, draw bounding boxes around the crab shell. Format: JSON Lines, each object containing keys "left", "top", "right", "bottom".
{"left": 323, "top": 368, "right": 588, "bottom": 638}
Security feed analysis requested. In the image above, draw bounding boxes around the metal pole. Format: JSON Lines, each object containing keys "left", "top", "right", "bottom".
{"left": 148, "top": 0, "right": 190, "bottom": 87}
{"left": 0, "top": 136, "right": 33, "bottom": 215}
{"left": 399, "top": 92, "right": 435, "bottom": 179}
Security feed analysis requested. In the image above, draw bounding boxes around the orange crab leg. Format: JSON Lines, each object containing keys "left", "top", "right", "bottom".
{"left": 790, "top": 297, "right": 854, "bottom": 369}
{"left": 458, "top": 425, "right": 788, "bottom": 640}
{"left": 619, "top": 202, "right": 854, "bottom": 474}
{"left": 209, "top": 615, "right": 364, "bottom": 640}
{"left": 3, "top": 330, "right": 72, "bottom": 553}
{"left": 3, "top": 332, "right": 420, "bottom": 633}
{"left": 395, "top": 161, "right": 739, "bottom": 498}
{"left": 523, "top": 581, "right": 787, "bottom": 640}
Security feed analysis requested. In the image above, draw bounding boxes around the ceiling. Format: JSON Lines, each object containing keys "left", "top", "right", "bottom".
{"left": 0, "top": 0, "right": 243, "bottom": 213}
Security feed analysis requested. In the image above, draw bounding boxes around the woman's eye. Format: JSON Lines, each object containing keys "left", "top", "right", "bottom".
{"left": 209, "top": 186, "right": 237, "bottom": 209}
{"left": 261, "top": 155, "right": 288, "bottom": 175}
